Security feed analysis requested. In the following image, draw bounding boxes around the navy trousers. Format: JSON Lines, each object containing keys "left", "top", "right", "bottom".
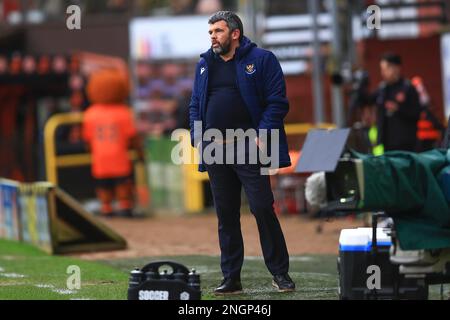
{"left": 205, "top": 162, "right": 290, "bottom": 280}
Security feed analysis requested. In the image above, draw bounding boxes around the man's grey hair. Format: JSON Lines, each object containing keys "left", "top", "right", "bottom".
{"left": 208, "top": 11, "right": 244, "bottom": 41}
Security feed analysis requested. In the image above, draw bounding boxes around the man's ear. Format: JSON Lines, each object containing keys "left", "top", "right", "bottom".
{"left": 232, "top": 29, "right": 240, "bottom": 41}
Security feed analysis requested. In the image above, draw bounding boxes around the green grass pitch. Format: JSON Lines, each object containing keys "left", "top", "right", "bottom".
{"left": 0, "top": 240, "right": 447, "bottom": 300}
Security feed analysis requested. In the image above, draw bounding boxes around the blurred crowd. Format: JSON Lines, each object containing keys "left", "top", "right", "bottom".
{"left": 134, "top": 61, "right": 194, "bottom": 135}
{"left": 0, "top": 0, "right": 228, "bottom": 23}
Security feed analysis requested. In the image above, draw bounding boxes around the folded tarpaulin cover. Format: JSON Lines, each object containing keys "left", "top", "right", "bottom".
{"left": 353, "top": 149, "right": 450, "bottom": 250}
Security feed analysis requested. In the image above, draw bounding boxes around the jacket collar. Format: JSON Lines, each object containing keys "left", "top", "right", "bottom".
{"left": 200, "top": 36, "right": 257, "bottom": 64}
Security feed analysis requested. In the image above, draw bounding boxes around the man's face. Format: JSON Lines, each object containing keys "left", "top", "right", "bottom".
{"left": 380, "top": 60, "right": 401, "bottom": 83}
{"left": 209, "top": 20, "right": 233, "bottom": 55}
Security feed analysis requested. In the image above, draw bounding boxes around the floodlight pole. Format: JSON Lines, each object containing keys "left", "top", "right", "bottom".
{"left": 308, "top": 0, "right": 325, "bottom": 124}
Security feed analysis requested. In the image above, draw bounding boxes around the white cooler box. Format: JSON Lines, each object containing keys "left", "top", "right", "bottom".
{"left": 337, "top": 228, "right": 428, "bottom": 300}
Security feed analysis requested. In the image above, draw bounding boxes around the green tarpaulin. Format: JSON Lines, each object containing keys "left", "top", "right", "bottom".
{"left": 354, "top": 149, "right": 450, "bottom": 250}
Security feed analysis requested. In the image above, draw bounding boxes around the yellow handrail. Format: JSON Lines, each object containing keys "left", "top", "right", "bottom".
{"left": 44, "top": 112, "right": 136, "bottom": 185}
{"left": 44, "top": 112, "right": 84, "bottom": 185}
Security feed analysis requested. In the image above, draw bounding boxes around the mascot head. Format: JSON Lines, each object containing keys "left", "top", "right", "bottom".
{"left": 86, "top": 69, "right": 129, "bottom": 105}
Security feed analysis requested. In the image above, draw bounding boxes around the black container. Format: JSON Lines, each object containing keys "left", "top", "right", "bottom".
{"left": 128, "top": 261, "right": 201, "bottom": 300}
{"left": 187, "top": 269, "right": 201, "bottom": 291}
{"left": 129, "top": 268, "right": 144, "bottom": 289}
{"left": 145, "top": 269, "right": 160, "bottom": 281}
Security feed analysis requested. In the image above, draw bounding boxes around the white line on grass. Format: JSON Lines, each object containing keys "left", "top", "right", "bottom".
{"left": 52, "top": 289, "right": 78, "bottom": 295}
{"left": 35, "top": 284, "right": 55, "bottom": 289}
{"left": 0, "top": 269, "right": 87, "bottom": 299}
{"left": 35, "top": 284, "right": 92, "bottom": 300}
{"left": 289, "top": 256, "right": 315, "bottom": 262}
{"left": 0, "top": 273, "right": 26, "bottom": 278}
{"left": 36, "top": 284, "right": 77, "bottom": 295}
{"left": 301, "top": 272, "right": 335, "bottom": 278}
{"left": 245, "top": 256, "right": 315, "bottom": 262}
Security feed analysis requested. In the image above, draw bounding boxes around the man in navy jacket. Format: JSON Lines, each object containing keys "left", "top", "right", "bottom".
{"left": 189, "top": 11, "right": 295, "bottom": 294}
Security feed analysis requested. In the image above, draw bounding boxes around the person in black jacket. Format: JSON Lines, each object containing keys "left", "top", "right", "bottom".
{"left": 372, "top": 53, "right": 421, "bottom": 152}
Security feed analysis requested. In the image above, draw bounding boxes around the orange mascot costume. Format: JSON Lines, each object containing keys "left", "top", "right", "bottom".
{"left": 82, "top": 69, "right": 143, "bottom": 217}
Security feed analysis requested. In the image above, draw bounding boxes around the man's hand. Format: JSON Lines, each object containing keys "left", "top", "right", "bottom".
{"left": 255, "top": 137, "right": 266, "bottom": 152}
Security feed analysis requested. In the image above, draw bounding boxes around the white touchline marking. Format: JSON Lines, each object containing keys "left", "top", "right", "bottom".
{"left": 52, "top": 289, "right": 77, "bottom": 295}
{"left": 0, "top": 267, "right": 28, "bottom": 280}
{"left": 245, "top": 256, "right": 264, "bottom": 261}
{"left": 301, "top": 272, "right": 334, "bottom": 277}
{"left": 0, "top": 273, "right": 26, "bottom": 278}
{"left": 289, "top": 256, "right": 315, "bottom": 262}
{"left": 244, "top": 256, "right": 315, "bottom": 262}
{"left": 0, "top": 256, "right": 19, "bottom": 261}
{"left": 0, "top": 282, "right": 27, "bottom": 287}
{"left": 35, "top": 284, "right": 87, "bottom": 299}
{"left": 35, "top": 284, "right": 56, "bottom": 289}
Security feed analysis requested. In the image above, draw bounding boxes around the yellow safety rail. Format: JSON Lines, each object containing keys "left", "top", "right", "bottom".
{"left": 44, "top": 112, "right": 137, "bottom": 185}
{"left": 45, "top": 112, "right": 84, "bottom": 185}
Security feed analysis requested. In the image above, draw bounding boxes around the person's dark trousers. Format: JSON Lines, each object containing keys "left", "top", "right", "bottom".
{"left": 205, "top": 162, "right": 290, "bottom": 280}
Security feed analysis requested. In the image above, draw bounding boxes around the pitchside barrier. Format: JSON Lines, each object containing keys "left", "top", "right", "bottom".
{"left": 0, "top": 178, "right": 127, "bottom": 254}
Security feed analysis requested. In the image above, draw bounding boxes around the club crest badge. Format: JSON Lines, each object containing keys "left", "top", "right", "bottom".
{"left": 245, "top": 64, "right": 256, "bottom": 75}
{"left": 396, "top": 91, "right": 405, "bottom": 103}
